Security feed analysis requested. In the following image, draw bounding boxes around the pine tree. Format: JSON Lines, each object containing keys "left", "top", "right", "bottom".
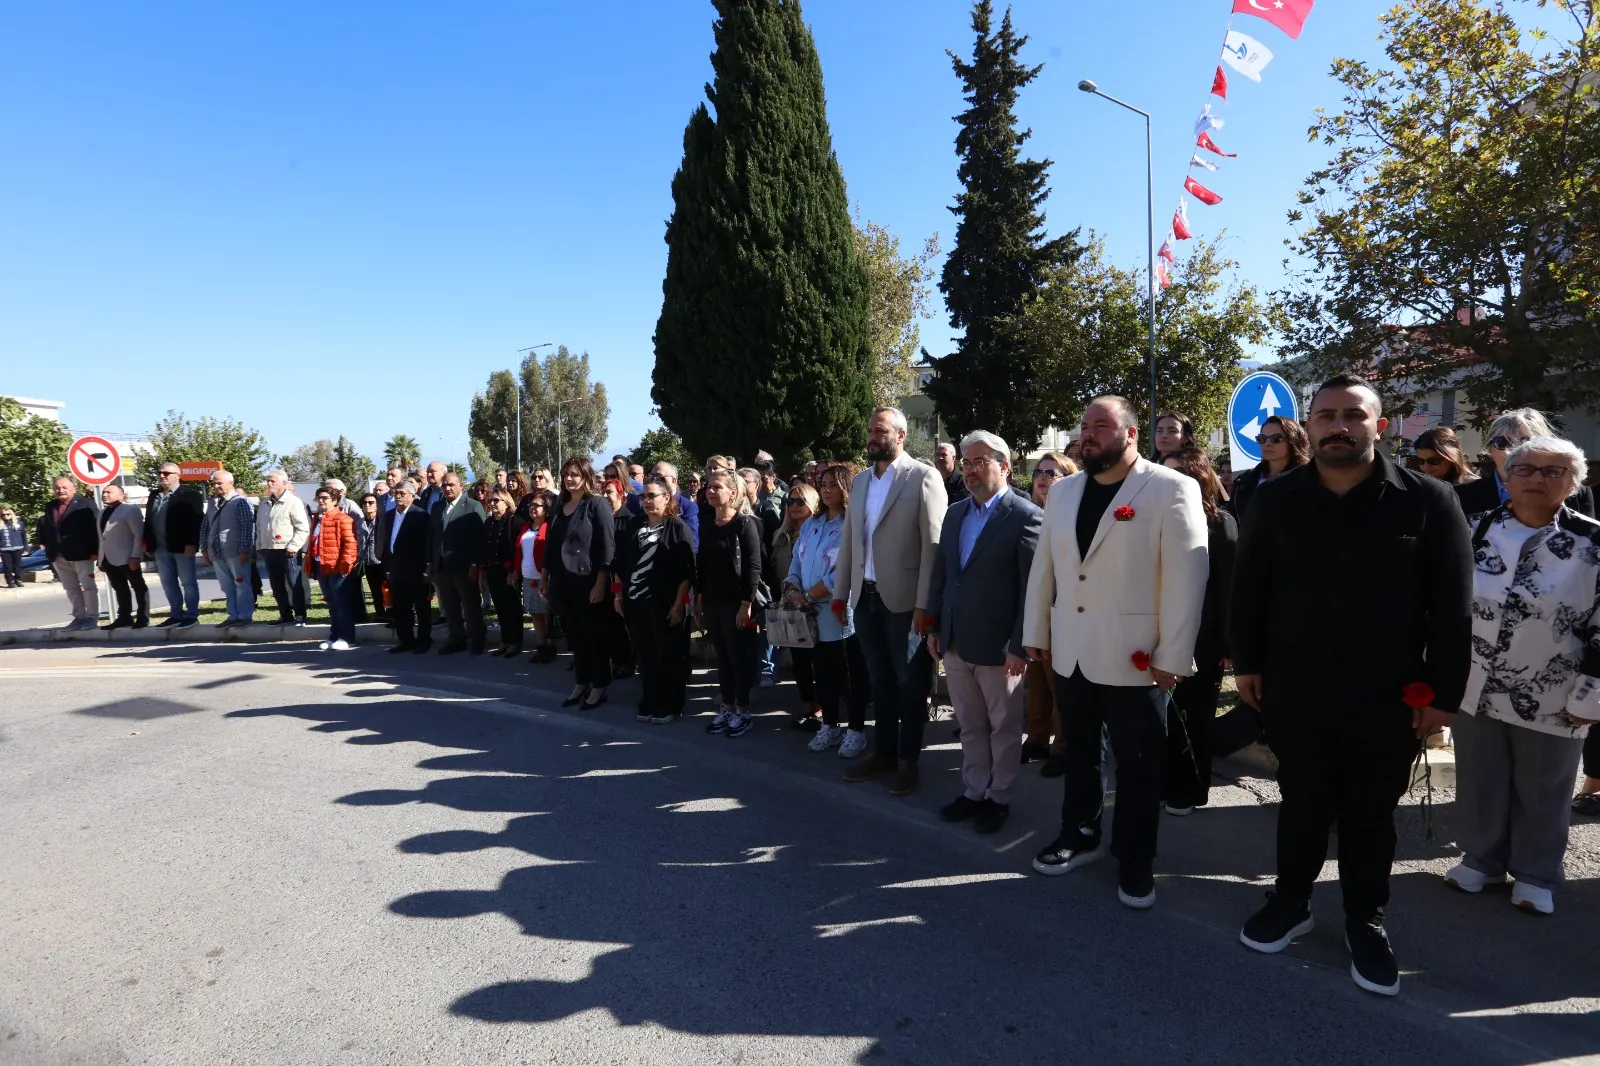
{"left": 927, "top": 0, "right": 1081, "bottom": 449}
{"left": 652, "top": 0, "right": 872, "bottom": 469}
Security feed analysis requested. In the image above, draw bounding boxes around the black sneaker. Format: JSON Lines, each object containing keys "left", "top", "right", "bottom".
{"left": 1039, "top": 756, "right": 1066, "bottom": 778}
{"left": 175, "top": 618, "right": 198, "bottom": 630}
{"left": 1239, "top": 891, "right": 1314, "bottom": 954}
{"left": 1032, "top": 832, "right": 1105, "bottom": 876}
{"left": 1345, "top": 919, "right": 1400, "bottom": 996}
{"left": 1117, "top": 863, "right": 1156, "bottom": 909}
{"left": 939, "top": 796, "right": 984, "bottom": 822}
{"left": 157, "top": 617, "right": 182, "bottom": 628}
{"left": 973, "top": 801, "right": 1010, "bottom": 835}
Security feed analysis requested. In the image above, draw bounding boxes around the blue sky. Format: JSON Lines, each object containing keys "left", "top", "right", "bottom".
{"left": 0, "top": 0, "right": 1401, "bottom": 468}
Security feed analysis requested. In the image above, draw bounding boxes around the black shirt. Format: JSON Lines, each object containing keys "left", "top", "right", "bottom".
{"left": 1077, "top": 476, "right": 1125, "bottom": 558}
{"left": 696, "top": 513, "right": 762, "bottom": 606}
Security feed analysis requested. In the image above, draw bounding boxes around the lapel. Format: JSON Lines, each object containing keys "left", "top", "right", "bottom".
{"left": 1056, "top": 474, "right": 1089, "bottom": 568}
{"left": 959, "top": 491, "right": 1012, "bottom": 572}
{"left": 1082, "top": 458, "right": 1159, "bottom": 564}
{"left": 878, "top": 453, "right": 914, "bottom": 527}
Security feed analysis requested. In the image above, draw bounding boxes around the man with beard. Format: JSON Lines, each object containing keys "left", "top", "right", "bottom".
{"left": 833, "top": 406, "right": 949, "bottom": 796}
{"left": 1022, "top": 396, "right": 1208, "bottom": 909}
{"left": 1231, "top": 374, "right": 1471, "bottom": 996}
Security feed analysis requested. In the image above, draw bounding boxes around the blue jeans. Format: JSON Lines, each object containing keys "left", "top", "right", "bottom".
{"left": 155, "top": 548, "right": 201, "bottom": 620}
{"left": 319, "top": 574, "right": 355, "bottom": 643}
{"left": 211, "top": 552, "right": 255, "bottom": 621}
{"left": 261, "top": 549, "right": 309, "bottom": 621}
{"left": 760, "top": 640, "right": 778, "bottom": 679}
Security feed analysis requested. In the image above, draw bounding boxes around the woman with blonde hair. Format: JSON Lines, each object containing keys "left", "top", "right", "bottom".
{"left": 698, "top": 467, "right": 764, "bottom": 737}
{"left": 483, "top": 486, "right": 524, "bottom": 657}
{"left": 773, "top": 481, "right": 821, "bottom": 729}
{"left": 1457, "top": 408, "right": 1595, "bottom": 519}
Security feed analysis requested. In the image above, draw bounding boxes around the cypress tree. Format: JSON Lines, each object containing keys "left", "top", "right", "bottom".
{"left": 927, "top": 0, "right": 1081, "bottom": 449}
{"left": 652, "top": 0, "right": 872, "bottom": 469}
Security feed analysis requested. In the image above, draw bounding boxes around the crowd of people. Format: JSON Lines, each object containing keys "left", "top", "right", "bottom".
{"left": 16, "top": 379, "right": 1600, "bottom": 1000}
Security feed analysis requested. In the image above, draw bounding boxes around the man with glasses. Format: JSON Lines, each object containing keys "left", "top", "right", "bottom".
{"left": 255, "top": 469, "right": 310, "bottom": 626}
{"left": 1455, "top": 408, "right": 1595, "bottom": 520}
{"left": 650, "top": 461, "right": 700, "bottom": 550}
{"left": 199, "top": 470, "right": 258, "bottom": 628}
{"left": 143, "top": 463, "right": 204, "bottom": 626}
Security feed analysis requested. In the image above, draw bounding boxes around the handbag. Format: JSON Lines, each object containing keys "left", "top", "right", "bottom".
{"left": 766, "top": 603, "right": 818, "bottom": 649}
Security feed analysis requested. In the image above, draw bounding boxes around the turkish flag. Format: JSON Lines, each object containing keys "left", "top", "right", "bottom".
{"left": 1212, "top": 65, "right": 1227, "bottom": 100}
{"left": 1156, "top": 260, "right": 1172, "bottom": 289}
{"left": 1196, "top": 131, "right": 1237, "bottom": 158}
{"left": 1173, "top": 202, "right": 1193, "bottom": 240}
{"left": 1231, "top": 0, "right": 1314, "bottom": 40}
{"left": 1185, "top": 175, "right": 1223, "bottom": 205}
{"left": 1158, "top": 238, "right": 1175, "bottom": 263}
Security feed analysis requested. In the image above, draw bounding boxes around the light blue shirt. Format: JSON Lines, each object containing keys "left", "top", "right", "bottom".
{"left": 957, "top": 490, "right": 1003, "bottom": 568}
{"left": 787, "top": 512, "right": 853, "bottom": 641}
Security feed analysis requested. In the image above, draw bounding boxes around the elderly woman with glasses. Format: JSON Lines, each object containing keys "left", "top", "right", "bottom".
{"left": 1457, "top": 408, "right": 1595, "bottom": 520}
{"left": 1445, "top": 436, "right": 1600, "bottom": 915}
{"left": 0, "top": 506, "right": 26, "bottom": 588}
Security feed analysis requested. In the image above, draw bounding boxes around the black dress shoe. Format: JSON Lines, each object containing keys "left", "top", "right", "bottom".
{"left": 388, "top": 643, "right": 415, "bottom": 655}
{"left": 581, "top": 689, "right": 608, "bottom": 710}
{"left": 560, "top": 688, "right": 591, "bottom": 708}
{"left": 468, "top": 644, "right": 485, "bottom": 656}
{"left": 1040, "top": 756, "right": 1066, "bottom": 778}
{"left": 939, "top": 795, "right": 984, "bottom": 822}
{"left": 101, "top": 618, "right": 133, "bottom": 631}
{"left": 974, "top": 801, "right": 1010, "bottom": 835}
{"left": 412, "top": 642, "right": 432, "bottom": 655}
{"left": 438, "top": 642, "right": 467, "bottom": 655}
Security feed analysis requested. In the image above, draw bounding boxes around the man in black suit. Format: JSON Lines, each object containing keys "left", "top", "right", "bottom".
{"left": 143, "top": 464, "right": 205, "bottom": 627}
{"left": 36, "top": 477, "right": 101, "bottom": 629}
{"left": 428, "top": 472, "right": 487, "bottom": 654}
{"left": 379, "top": 481, "right": 432, "bottom": 653}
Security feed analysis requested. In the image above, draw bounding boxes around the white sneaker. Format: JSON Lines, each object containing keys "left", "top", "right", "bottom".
{"left": 330, "top": 639, "right": 352, "bottom": 651}
{"left": 1443, "top": 863, "right": 1504, "bottom": 894}
{"left": 318, "top": 640, "right": 332, "bottom": 651}
{"left": 1511, "top": 881, "right": 1554, "bottom": 914}
{"left": 809, "top": 725, "right": 842, "bottom": 752}
{"left": 837, "top": 729, "right": 869, "bottom": 759}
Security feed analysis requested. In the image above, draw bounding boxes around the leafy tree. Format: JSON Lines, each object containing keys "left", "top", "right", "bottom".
{"left": 1278, "top": 0, "right": 1600, "bottom": 424}
{"left": 144, "top": 410, "right": 272, "bottom": 495}
{"left": 628, "top": 425, "right": 700, "bottom": 475}
{"left": 468, "top": 438, "right": 497, "bottom": 483}
{"left": 279, "top": 439, "right": 335, "bottom": 482}
{"left": 445, "top": 461, "right": 470, "bottom": 481}
{"left": 0, "top": 397, "right": 73, "bottom": 521}
{"left": 324, "top": 436, "right": 376, "bottom": 488}
{"left": 1003, "top": 236, "right": 1274, "bottom": 448}
{"left": 383, "top": 434, "right": 421, "bottom": 472}
{"left": 926, "top": 0, "right": 1082, "bottom": 450}
{"left": 469, "top": 345, "right": 610, "bottom": 471}
{"left": 652, "top": 0, "right": 873, "bottom": 470}
{"left": 855, "top": 210, "right": 941, "bottom": 407}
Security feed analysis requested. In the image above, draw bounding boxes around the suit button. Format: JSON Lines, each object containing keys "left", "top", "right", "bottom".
{"left": 1077, "top": 606, "right": 1085, "bottom": 613}
{"left": 1078, "top": 574, "right": 1086, "bottom": 581}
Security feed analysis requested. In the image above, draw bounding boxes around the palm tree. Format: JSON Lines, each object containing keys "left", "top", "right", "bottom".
{"left": 383, "top": 434, "right": 421, "bottom": 472}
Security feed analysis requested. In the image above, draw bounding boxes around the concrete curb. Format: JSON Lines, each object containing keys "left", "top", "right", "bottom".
{"left": 0, "top": 621, "right": 392, "bottom": 647}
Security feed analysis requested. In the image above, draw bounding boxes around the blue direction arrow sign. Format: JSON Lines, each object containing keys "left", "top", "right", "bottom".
{"left": 1227, "top": 371, "right": 1298, "bottom": 467}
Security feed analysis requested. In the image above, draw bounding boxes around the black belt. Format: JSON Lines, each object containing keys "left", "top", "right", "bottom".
{"left": 861, "top": 580, "right": 877, "bottom": 594}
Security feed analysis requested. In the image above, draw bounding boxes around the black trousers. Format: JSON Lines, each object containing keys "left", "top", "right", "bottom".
{"left": 608, "top": 604, "right": 634, "bottom": 673}
{"left": 105, "top": 564, "right": 149, "bottom": 621}
{"left": 1056, "top": 666, "right": 1168, "bottom": 869}
{"left": 705, "top": 601, "right": 763, "bottom": 707}
{"left": 363, "top": 562, "right": 388, "bottom": 620}
{"left": 814, "top": 635, "right": 870, "bottom": 730}
{"left": 260, "top": 549, "right": 309, "bottom": 622}
{"left": 435, "top": 569, "right": 487, "bottom": 648}
{"left": 625, "top": 597, "right": 689, "bottom": 715}
{"left": 552, "top": 571, "right": 612, "bottom": 688}
{"left": 1164, "top": 664, "right": 1223, "bottom": 808}
{"left": 791, "top": 646, "right": 816, "bottom": 703}
{"left": 853, "top": 586, "right": 934, "bottom": 762}
{"left": 487, "top": 571, "right": 523, "bottom": 648}
{"left": 1264, "top": 699, "right": 1420, "bottom": 923}
{"left": 2, "top": 550, "right": 21, "bottom": 586}
{"left": 389, "top": 573, "right": 432, "bottom": 648}
{"left": 1583, "top": 729, "right": 1600, "bottom": 780}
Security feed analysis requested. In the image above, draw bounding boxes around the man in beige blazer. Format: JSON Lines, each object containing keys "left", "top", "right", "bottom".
{"left": 98, "top": 482, "right": 150, "bottom": 629}
{"left": 1022, "top": 396, "right": 1208, "bottom": 909}
{"left": 833, "top": 406, "right": 949, "bottom": 795}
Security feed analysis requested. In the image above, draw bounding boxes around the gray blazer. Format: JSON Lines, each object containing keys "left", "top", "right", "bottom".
{"left": 926, "top": 490, "right": 1042, "bottom": 666}
{"left": 833, "top": 452, "right": 949, "bottom": 615}
{"left": 98, "top": 501, "right": 146, "bottom": 568}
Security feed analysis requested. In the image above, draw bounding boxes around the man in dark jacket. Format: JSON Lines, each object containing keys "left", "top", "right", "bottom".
{"left": 1230, "top": 374, "right": 1472, "bottom": 998}
{"left": 36, "top": 477, "right": 101, "bottom": 629}
{"left": 143, "top": 463, "right": 205, "bottom": 626}
{"left": 934, "top": 442, "right": 969, "bottom": 504}
{"left": 428, "top": 472, "right": 487, "bottom": 654}
{"left": 379, "top": 481, "right": 432, "bottom": 653}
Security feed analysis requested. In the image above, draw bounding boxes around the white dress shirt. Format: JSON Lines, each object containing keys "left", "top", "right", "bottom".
{"left": 862, "top": 464, "right": 894, "bottom": 582}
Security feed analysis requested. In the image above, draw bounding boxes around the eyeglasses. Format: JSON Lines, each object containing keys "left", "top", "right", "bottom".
{"left": 1256, "top": 432, "right": 1286, "bottom": 445}
{"left": 642, "top": 492, "right": 669, "bottom": 501}
{"left": 1417, "top": 455, "right": 1451, "bottom": 468}
{"left": 960, "top": 457, "right": 999, "bottom": 471}
{"left": 1489, "top": 435, "right": 1527, "bottom": 451}
{"left": 1508, "top": 464, "right": 1571, "bottom": 480}
{"left": 1031, "top": 468, "right": 1063, "bottom": 480}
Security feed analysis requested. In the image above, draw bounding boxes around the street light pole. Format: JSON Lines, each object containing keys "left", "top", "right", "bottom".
{"left": 511, "top": 342, "right": 555, "bottom": 472}
{"left": 1079, "top": 79, "right": 1158, "bottom": 447}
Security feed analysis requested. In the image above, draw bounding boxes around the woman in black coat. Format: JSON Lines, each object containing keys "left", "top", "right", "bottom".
{"left": 613, "top": 477, "right": 696, "bottom": 723}
{"left": 1228, "top": 415, "right": 1308, "bottom": 521}
{"left": 1161, "top": 448, "right": 1238, "bottom": 813}
{"left": 541, "top": 458, "right": 615, "bottom": 710}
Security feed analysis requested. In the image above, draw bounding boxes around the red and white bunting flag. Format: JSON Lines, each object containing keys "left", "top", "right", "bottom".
{"left": 1173, "top": 201, "right": 1193, "bottom": 239}
{"left": 1231, "top": 0, "right": 1314, "bottom": 40}
{"left": 1156, "top": 259, "right": 1172, "bottom": 289}
{"left": 1190, "top": 154, "right": 1219, "bottom": 171}
{"left": 1185, "top": 175, "right": 1223, "bottom": 205}
{"left": 1196, "top": 130, "right": 1238, "bottom": 158}
{"left": 1158, "top": 238, "right": 1176, "bottom": 263}
{"left": 1211, "top": 65, "right": 1227, "bottom": 100}
{"left": 1221, "top": 30, "right": 1274, "bottom": 82}
{"left": 1194, "top": 104, "right": 1224, "bottom": 137}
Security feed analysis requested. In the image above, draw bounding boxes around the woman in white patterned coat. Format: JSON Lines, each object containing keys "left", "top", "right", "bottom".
{"left": 1446, "top": 436, "right": 1600, "bottom": 915}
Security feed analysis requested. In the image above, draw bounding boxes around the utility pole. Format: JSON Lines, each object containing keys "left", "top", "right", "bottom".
{"left": 511, "top": 342, "right": 554, "bottom": 472}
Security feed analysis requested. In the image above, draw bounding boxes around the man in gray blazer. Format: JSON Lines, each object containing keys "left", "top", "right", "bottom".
{"left": 97, "top": 483, "right": 149, "bottom": 629}
{"left": 927, "top": 431, "right": 1042, "bottom": 834}
{"left": 833, "top": 406, "right": 949, "bottom": 795}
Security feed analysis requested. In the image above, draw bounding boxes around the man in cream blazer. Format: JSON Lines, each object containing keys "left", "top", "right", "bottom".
{"left": 1022, "top": 396, "right": 1208, "bottom": 909}
{"left": 833, "top": 406, "right": 949, "bottom": 796}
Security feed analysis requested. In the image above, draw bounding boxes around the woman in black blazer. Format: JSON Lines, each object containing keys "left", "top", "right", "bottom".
{"left": 1160, "top": 449, "right": 1238, "bottom": 813}
{"left": 613, "top": 477, "right": 697, "bottom": 723}
{"left": 541, "top": 458, "right": 615, "bottom": 710}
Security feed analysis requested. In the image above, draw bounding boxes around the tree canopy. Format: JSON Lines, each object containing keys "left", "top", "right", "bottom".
{"left": 628, "top": 426, "right": 699, "bottom": 476}
{"left": 144, "top": 411, "right": 272, "bottom": 495}
{"left": 0, "top": 397, "right": 73, "bottom": 520}
{"left": 652, "top": 0, "right": 873, "bottom": 469}
{"left": 1278, "top": 0, "right": 1600, "bottom": 425}
{"left": 383, "top": 434, "right": 421, "bottom": 472}
{"left": 855, "top": 211, "right": 940, "bottom": 408}
{"left": 469, "top": 345, "right": 609, "bottom": 471}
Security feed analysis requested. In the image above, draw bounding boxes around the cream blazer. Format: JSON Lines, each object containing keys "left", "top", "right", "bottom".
{"left": 1022, "top": 457, "right": 1209, "bottom": 686}
{"left": 834, "top": 451, "right": 948, "bottom": 615}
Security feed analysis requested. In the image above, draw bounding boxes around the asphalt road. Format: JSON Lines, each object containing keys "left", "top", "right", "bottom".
{"left": 2, "top": 641, "right": 1597, "bottom": 1065}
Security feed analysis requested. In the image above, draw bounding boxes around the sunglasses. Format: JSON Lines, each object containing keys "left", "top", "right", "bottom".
{"left": 1031, "top": 468, "right": 1063, "bottom": 479}
{"left": 1417, "top": 455, "right": 1450, "bottom": 467}
{"left": 1489, "top": 435, "right": 1527, "bottom": 451}
{"left": 1256, "top": 432, "right": 1286, "bottom": 445}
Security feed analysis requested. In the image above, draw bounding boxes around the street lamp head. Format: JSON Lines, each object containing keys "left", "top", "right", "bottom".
{"left": 1078, "top": 79, "right": 1098, "bottom": 93}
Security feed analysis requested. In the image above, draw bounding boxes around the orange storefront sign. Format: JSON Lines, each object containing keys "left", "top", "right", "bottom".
{"left": 179, "top": 461, "right": 223, "bottom": 482}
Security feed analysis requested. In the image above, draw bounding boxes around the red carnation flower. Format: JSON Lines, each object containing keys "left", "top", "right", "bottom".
{"left": 1401, "top": 681, "right": 1435, "bottom": 710}
{"left": 1131, "top": 650, "right": 1151, "bottom": 671}
{"left": 1114, "top": 505, "right": 1136, "bottom": 522}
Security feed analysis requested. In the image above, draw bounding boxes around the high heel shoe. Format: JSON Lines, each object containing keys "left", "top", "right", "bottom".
{"left": 581, "top": 688, "right": 608, "bottom": 710}
{"left": 560, "top": 686, "right": 590, "bottom": 708}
